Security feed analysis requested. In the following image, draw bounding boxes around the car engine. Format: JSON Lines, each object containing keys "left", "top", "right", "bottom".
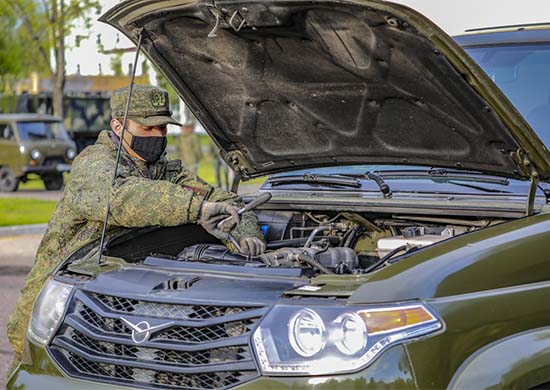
{"left": 164, "top": 209, "right": 498, "bottom": 276}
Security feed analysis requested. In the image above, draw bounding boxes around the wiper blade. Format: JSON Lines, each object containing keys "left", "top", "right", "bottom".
{"left": 446, "top": 180, "right": 512, "bottom": 193}
{"left": 372, "top": 168, "right": 510, "bottom": 185}
{"left": 267, "top": 173, "right": 361, "bottom": 188}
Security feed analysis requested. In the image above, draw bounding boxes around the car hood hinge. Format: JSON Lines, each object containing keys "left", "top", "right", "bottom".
{"left": 511, "top": 149, "right": 541, "bottom": 215}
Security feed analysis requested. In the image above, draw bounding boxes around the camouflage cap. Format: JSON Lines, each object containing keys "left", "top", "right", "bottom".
{"left": 110, "top": 85, "right": 181, "bottom": 127}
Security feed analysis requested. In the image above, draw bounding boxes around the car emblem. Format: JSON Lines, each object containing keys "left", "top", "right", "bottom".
{"left": 120, "top": 317, "right": 174, "bottom": 344}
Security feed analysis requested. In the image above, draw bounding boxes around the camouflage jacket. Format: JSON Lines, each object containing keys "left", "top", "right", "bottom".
{"left": 7, "top": 130, "right": 263, "bottom": 362}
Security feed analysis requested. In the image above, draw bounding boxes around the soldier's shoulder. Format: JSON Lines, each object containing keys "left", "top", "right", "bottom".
{"left": 75, "top": 142, "right": 113, "bottom": 165}
{"left": 71, "top": 135, "right": 115, "bottom": 175}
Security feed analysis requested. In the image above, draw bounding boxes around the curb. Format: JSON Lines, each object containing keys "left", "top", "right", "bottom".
{"left": 0, "top": 224, "right": 47, "bottom": 238}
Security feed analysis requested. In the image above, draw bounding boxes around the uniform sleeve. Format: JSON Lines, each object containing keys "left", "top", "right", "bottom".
{"left": 65, "top": 147, "right": 204, "bottom": 227}
{"left": 172, "top": 169, "right": 265, "bottom": 246}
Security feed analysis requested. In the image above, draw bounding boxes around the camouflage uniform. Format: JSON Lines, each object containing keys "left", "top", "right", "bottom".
{"left": 7, "top": 86, "right": 263, "bottom": 370}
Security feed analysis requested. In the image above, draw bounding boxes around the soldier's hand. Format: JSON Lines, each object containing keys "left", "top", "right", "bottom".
{"left": 239, "top": 237, "right": 266, "bottom": 256}
{"left": 199, "top": 201, "right": 240, "bottom": 239}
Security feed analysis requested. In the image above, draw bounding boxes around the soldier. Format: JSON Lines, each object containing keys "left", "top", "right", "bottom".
{"left": 176, "top": 115, "right": 203, "bottom": 174}
{"left": 6, "top": 85, "right": 265, "bottom": 373}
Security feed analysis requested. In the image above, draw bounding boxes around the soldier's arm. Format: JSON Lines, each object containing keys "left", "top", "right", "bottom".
{"left": 172, "top": 169, "right": 264, "bottom": 244}
{"left": 65, "top": 148, "right": 204, "bottom": 227}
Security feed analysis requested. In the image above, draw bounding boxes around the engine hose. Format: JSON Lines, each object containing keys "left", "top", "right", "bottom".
{"left": 363, "top": 245, "right": 408, "bottom": 273}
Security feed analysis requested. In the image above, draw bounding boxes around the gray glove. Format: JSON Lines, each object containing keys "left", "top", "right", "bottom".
{"left": 239, "top": 237, "right": 266, "bottom": 256}
{"left": 199, "top": 201, "right": 240, "bottom": 240}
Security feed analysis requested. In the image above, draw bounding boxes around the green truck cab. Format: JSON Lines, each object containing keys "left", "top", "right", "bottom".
{"left": 0, "top": 114, "right": 77, "bottom": 191}
{"left": 7, "top": 1, "right": 550, "bottom": 389}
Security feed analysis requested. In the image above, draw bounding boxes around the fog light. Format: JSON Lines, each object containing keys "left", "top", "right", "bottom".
{"left": 289, "top": 309, "right": 326, "bottom": 357}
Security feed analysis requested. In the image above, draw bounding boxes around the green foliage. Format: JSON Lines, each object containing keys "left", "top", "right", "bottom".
{"left": 0, "top": 198, "right": 57, "bottom": 226}
{"left": 0, "top": 0, "right": 102, "bottom": 91}
{"left": 0, "top": 6, "right": 42, "bottom": 90}
{"left": 110, "top": 53, "right": 124, "bottom": 76}
{"left": 154, "top": 64, "right": 180, "bottom": 115}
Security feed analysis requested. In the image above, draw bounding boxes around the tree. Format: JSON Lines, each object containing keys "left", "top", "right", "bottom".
{"left": 0, "top": 0, "right": 101, "bottom": 117}
{"left": 0, "top": 6, "right": 39, "bottom": 91}
{"left": 110, "top": 53, "right": 123, "bottom": 76}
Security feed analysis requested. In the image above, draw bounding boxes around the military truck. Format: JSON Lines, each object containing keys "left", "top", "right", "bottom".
{"left": 0, "top": 93, "right": 111, "bottom": 153}
{"left": 0, "top": 114, "right": 77, "bottom": 191}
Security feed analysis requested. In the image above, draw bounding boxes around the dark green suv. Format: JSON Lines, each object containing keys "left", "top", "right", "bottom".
{"left": 7, "top": 1, "right": 550, "bottom": 389}
{"left": 0, "top": 114, "right": 77, "bottom": 191}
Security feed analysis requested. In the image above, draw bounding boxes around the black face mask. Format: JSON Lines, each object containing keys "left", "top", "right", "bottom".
{"left": 128, "top": 132, "right": 167, "bottom": 163}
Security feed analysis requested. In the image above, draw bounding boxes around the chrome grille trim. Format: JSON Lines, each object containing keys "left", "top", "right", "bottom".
{"left": 50, "top": 289, "right": 264, "bottom": 389}
{"left": 94, "top": 293, "right": 256, "bottom": 320}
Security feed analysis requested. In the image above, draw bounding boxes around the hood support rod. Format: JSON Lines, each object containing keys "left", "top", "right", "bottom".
{"left": 526, "top": 173, "right": 539, "bottom": 216}
{"left": 97, "top": 30, "right": 143, "bottom": 265}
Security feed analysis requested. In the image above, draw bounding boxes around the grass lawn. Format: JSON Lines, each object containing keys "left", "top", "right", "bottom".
{"left": 0, "top": 198, "right": 57, "bottom": 226}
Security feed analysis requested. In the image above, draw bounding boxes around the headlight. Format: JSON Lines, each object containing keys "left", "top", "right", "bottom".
{"left": 31, "top": 149, "right": 41, "bottom": 160}
{"left": 27, "top": 280, "right": 73, "bottom": 346}
{"left": 66, "top": 148, "right": 76, "bottom": 159}
{"left": 253, "top": 302, "right": 442, "bottom": 376}
{"left": 288, "top": 308, "right": 326, "bottom": 357}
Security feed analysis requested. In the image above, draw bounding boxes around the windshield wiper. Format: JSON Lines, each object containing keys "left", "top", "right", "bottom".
{"left": 371, "top": 168, "right": 510, "bottom": 185}
{"left": 267, "top": 173, "right": 361, "bottom": 188}
{"left": 446, "top": 180, "right": 512, "bottom": 193}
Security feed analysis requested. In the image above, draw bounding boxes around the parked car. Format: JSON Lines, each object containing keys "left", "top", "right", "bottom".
{"left": 0, "top": 114, "right": 77, "bottom": 191}
{"left": 8, "top": 1, "right": 550, "bottom": 390}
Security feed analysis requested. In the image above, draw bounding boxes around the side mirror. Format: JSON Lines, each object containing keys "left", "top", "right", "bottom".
{"left": 2, "top": 127, "right": 13, "bottom": 140}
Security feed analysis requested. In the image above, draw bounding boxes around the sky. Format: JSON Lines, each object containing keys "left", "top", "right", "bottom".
{"left": 67, "top": 0, "right": 550, "bottom": 77}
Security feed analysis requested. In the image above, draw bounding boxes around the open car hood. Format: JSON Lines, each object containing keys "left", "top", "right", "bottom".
{"left": 100, "top": 0, "right": 550, "bottom": 180}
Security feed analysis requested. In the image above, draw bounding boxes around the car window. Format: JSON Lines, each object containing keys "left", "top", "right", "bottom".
{"left": 16, "top": 121, "right": 70, "bottom": 141}
{"left": 465, "top": 44, "right": 550, "bottom": 147}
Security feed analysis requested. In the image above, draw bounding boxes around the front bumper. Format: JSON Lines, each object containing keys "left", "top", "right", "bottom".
{"left": 8, "top": 341, "right": 416, "bottom": 390}
{"left": 23, "top": 163, "right": 71, "bottom": 175}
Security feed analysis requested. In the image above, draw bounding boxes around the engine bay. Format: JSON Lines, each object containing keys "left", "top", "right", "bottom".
{"left": 102, "top": 207, "right": 505, "bottom": 277}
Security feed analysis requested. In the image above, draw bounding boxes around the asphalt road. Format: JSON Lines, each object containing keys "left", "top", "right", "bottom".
{"left": 0, "top": 189, "right": 64, "bottom": 201}
{"left": 0, "top": 234, "right": 41, "bottom": 387}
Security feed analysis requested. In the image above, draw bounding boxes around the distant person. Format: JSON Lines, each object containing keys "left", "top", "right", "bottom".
{"left": 208, "top": 140, "right": 235, "bottom": 191}
{"left": 15, "top": 91, "right": 31, "bottom": 113}
{"left": 176, "top": 119, "right": 203, "bottom": 174}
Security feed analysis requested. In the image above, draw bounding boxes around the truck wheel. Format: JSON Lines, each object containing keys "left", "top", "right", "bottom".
{"left": 0, "top": 167, "right": 19, "bottom": 192}
{"left": 42, "top": 173, "right": 64, "bottom": 191}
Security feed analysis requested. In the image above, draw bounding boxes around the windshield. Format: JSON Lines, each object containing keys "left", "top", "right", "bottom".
{"left": 464, "top": 44, "right": 550, "bottom": 147}
{"left": 16, "top": 121, "right": 69, "bottom": 141}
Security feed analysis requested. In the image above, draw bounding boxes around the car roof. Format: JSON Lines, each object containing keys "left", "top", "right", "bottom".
{"left": 454, "top": 23, "right": 550, "bottom": 47}
{"left": 0, "top": 113, "right": 63, "bottom": 122}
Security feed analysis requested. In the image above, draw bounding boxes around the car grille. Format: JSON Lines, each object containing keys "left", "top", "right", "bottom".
{"left": 94, "top": 293, "right": 253, "bottom": 320}
{"left": 49, "top": 290, "right": 265, "bottom": 389}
